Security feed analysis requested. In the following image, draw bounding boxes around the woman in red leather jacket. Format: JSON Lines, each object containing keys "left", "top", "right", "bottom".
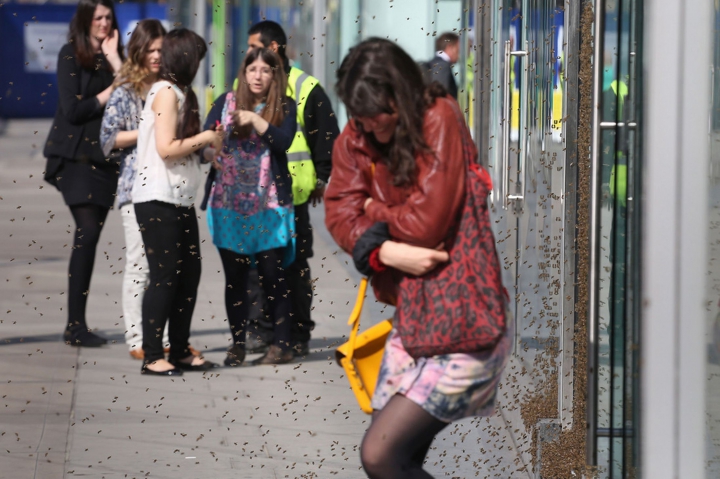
{"left": 325, "top": 38, "right": 511, "bottom": 479}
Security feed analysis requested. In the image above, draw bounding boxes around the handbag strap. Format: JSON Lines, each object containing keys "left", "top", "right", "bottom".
{"left": 345, "top": 277, "right": 369, "bottom": 361}
{"left": 344, "top": 162, "right": 375, "bottom": 360}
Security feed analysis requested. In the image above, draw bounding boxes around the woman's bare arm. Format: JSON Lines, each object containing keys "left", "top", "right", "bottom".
{"left": 152, "top": 86, "right": 219, "bottom": 161}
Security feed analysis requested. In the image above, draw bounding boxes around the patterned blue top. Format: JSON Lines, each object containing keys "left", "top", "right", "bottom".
{"left": 206, "top": 92, "right": 297, "bottom": 266}
{"left": 99, "top": 83, "right": 144, "bottom": 207}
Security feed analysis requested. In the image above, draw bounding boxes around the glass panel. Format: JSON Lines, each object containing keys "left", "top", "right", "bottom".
{"left": 327, "top": 0, "right": 360, "bottom": 130}
{"left": 487, "top": 0, "right": 521, "bottom": 324}
{"left": 327, "top": 0, "right": 462, "bottom": 130}
{"left": 511, "top": 0, "right": 567, "bottom": 439}
{"left": 251, "top": 0, "right": 315, "bottom": 73}
{"left": 458, "top": 1, "right": 474, "bottom": 128}
{"left": 594, "top": 0, "right": 641, "bottom": 476}
{"left": 515, "top": 0, "right": 566, "bottom": 361}
{"left": 324, "top": 0, "right": 342, "bottom": 111}
{"left": 484, "top": 0, "right": 576, "bottom": 472}
{"left": 707, "top": 3, "right": 720, "bottom": 478}
{"left": 358, "top": 0, "right": 435, "bottom": 60}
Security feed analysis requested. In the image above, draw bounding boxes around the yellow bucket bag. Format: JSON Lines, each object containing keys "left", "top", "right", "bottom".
{"left": 335, "top": 277, "right": 393, "bottom": 414}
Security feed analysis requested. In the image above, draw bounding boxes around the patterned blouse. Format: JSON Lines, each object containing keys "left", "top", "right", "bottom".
{"left": 206, "top": 92, "right": 296, "bottom": 266}
{"left": 99, "top": 83, "right": 144, "bottom": 208}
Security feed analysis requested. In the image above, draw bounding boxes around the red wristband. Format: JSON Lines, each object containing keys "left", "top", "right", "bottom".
{"left": 369, "top": 247, "right": 387, "bottom": 273}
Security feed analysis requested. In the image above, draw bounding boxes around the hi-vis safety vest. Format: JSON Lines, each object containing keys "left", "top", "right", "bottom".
{"left": 286, "top": 67, "right": 319, "bottom": 205}
{"left": 233, "top": 66, "right": 318, "bottom": 205}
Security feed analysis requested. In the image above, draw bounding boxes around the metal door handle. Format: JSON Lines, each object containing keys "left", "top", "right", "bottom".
{"left": 502, "top": 40, "right": 529, "bottom": 209}
{"left": 508, "top": 41, "right": 530, "bottom": 206}
{"left": 501, "top": 41, "right": 511, "bottom": 209}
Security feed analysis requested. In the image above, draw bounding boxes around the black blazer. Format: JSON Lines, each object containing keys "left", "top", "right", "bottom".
{"left": 43, "top": 43, "right": 114, "bottom": 164}
{"left": 424, "top": 55, "right": 458, "bottom": 99}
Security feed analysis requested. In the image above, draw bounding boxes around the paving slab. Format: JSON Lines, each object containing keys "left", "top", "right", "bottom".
{"left": 1, "top": 119, "right": 532, "bottom": 479}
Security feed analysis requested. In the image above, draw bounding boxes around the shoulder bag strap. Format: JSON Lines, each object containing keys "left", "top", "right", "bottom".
{"left": 345, "top": 277, "right": 369, "bottom": 362}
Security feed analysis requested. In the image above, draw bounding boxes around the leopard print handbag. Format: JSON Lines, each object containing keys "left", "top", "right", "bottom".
{"left": 395, "top": 110, "right": 508, "bottom": 359}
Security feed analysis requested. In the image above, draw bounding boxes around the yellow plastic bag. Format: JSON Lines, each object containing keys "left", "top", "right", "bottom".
{"left": 335, "top": 277, "right": 393, "bottom": 414}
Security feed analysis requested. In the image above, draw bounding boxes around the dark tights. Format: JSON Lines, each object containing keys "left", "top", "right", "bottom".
{"left": 66, "top": 204, "right": 109, "bottom": 332}
{"left": 360, "top": 395, "right": 448, "bottom": 479}
{"left": 218, "top": 247, "right": 292, "bottom": 351}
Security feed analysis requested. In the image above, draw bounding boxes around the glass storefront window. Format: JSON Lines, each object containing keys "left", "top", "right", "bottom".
{"left": 707, "top": 3, "right": 720, "bottom": 476}
{"left": 325, "top": 0, "right": 463, "bottom": 129}
{"left": 591, "top": 0, "right": 642, "bottom": 476}
{"left": 248, "top": 0, "right": 314, "bottom": 72}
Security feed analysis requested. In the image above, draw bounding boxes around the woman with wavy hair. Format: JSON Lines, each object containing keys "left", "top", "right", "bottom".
{"left": 100, "top": 19, "right": 198, "bottom": 361}
{"left": 325, "top": 38, "right": 511, "bottom": 478}
{"left": 43, "top": 0, "right": 124, "bottom": 347}
{"left": 132, "top": 28, "right": 223, "bottom": 376}
{"left": 200, "top": 48, "right": 297, "bottom": 366}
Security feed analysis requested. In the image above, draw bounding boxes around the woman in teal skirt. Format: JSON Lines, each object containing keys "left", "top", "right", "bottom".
{"left": 201, "top": 48, "right": 297, "bottom": 366}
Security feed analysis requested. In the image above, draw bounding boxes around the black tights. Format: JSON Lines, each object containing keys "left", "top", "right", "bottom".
{"left": 360, "top": 395, "right": 448, "bottom": 479}
{"left": 218, "top": 247, "right": 292, "bottom": 351}
{"left": 66, "top": 204, "right": 109, "bottom": 332}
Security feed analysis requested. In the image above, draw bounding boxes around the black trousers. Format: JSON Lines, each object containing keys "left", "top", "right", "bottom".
{"left": 246, "top": 202, "right": 315, "bottom": 344}
{"left": 134, "top": 201, "right": 201, "bottom": 364}
{"left": 219, "top": 247, "right": 292, "bottom": 351}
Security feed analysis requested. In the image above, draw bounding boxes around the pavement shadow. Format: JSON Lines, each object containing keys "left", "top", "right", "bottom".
{"left": 0, "top": 327, "right": 233, "bottom": 347}
{"left": 202, "top": 336, "right": 348, "bottom": 364}
{"left": 1, "top": 332, "right": 350, "bottom": 367}
{"left": 1, "top": 332, "right": 65, "bottom": 346}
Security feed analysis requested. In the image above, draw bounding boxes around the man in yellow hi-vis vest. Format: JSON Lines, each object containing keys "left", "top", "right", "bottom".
{"left": 243, "top": 21, "right": 339, "bottom": 357}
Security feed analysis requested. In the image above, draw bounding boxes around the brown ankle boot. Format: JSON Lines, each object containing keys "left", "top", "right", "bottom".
{"left": 224, "top": 345, "right": 246, "bottom": 367}
{"left": 251, "top": 344, "right": 293, "bottom": 365}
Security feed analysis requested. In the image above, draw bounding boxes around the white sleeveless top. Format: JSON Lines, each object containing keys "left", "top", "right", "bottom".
{"left": 132, "top": 81, "right": 202, "bottom": 207}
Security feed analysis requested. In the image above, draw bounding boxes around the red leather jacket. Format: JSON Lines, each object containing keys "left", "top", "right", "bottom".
{"left": 325, "top": 96, "right": 472, "bottom": 302}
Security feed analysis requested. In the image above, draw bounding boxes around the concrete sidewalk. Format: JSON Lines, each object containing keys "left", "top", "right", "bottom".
{"left": 0, "top": 119, "right": 533, "bottom": 479}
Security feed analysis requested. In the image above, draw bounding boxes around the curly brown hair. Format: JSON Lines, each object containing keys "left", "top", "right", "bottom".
{"left": 232, "top": 48, "right": 288, "bottom": 139}
{"left": 113, "top": 20, "right": 166, "bottom": 96}
{"left": 336, "top": 37, "right": 447, "bottom": 186}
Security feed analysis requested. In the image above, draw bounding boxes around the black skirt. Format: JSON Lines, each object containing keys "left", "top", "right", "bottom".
{"left": 52, "top": 157, "right": 119, "bottom": 208}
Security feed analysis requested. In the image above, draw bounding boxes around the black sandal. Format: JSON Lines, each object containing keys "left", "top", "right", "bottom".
{"left": 170, "top": 356, "right": 218, "bottom": 372}
{"left": 141, "top": 363, "right": 183, "bottom": 376}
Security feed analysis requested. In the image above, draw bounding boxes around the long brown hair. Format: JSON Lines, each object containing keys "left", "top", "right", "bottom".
{"left": 68, "top": 0, "right": 124, "bottom": 70}
{"left": 233, "top": 48, "right": 287, "bottom": 139}
{"left": 114, "top": 20, "right": 166, "bottom": 96}
{"left": 158, "top": 28, "right": 207, "bottom": 140}
{"left": 336, "top": 38, "right": 447, "bottom": 186}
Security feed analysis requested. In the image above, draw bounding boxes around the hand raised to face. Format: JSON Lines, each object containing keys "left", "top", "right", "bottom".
{"left": 101, "top": 29, "right": 119, "bottom": 57}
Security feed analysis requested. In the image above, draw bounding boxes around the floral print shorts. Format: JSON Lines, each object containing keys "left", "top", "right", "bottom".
{"left": 370, "top": 313, "right": 513, "bottom": 423}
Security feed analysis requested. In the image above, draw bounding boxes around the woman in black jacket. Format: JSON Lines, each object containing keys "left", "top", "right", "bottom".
{"left": 43, "top": 0, "right": 124, "bottom": 347}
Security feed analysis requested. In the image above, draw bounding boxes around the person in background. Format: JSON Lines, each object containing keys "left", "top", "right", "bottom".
{"left": 325, "top": 38, "right": 511, "bottom": 479}
{"left": 100, "top": 20, "right": 202, "bottom": 361}
{"left": 132, "top": 28, "right": 223, "bottom": 376}
{"left": 43, "top": 0, "right": 124, "bottom": 347}
{"left": 241, "top": 21, "right": 340, "bottom": 357}
{"left": 421, "top": 32, "right": 460, "bottom": 99}
{"left": 202, "top": 48, "right": 297, "bottom": 366}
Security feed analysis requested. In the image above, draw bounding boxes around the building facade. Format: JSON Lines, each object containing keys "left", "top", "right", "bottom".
{"left": 170, "top": 0, "right": 719, "bottom": 477}
{"left": 1, "top": 0, "right": 716, "bottom": 476}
